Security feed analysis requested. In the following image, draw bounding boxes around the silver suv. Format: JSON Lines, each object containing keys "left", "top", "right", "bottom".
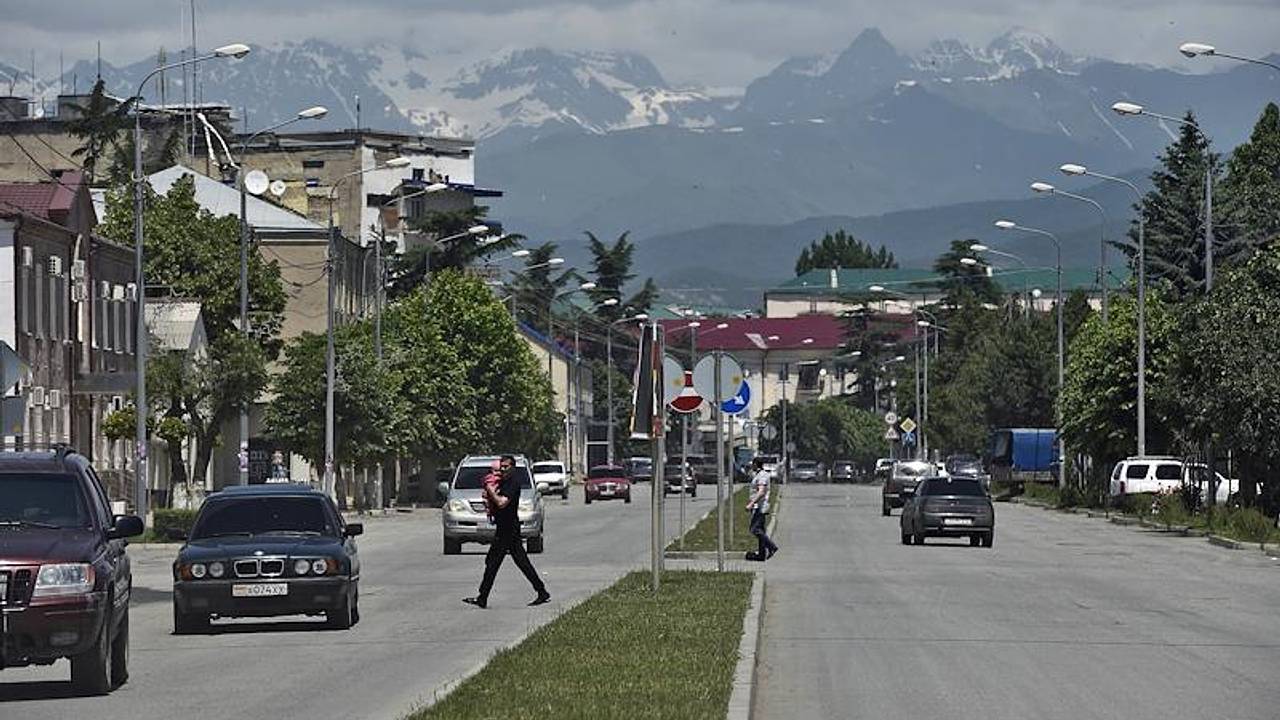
{"left": 439, "top": 455, "right": 546, "bottom": 555}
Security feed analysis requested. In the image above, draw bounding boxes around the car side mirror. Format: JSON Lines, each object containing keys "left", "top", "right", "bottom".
{"left": 344, "top": 523, "right": 364, "bottom": 537}
{"left": 536, "top": 481, "right": 549, "bottom": 494}
{"left": 437, "top": 481, "right": 450, "bottom": 498}
{"left": 108, "top": 514, "right": 145, "bottom": 540}
{"left": 164, "top": 526, "right": 188, "bottom": 542}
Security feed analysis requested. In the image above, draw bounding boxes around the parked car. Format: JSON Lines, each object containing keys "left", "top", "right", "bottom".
{"left": 791, "top": 460, "right": 824, "bottom": 482}
{"left": 532, "top": 461, "right": 570, "bottom": 499}
{"left": 0, "top": 449, "right": 144, "bottom": 693}
{"left": 831, "top": 460, "right": 858, "bottom": 483}
{"left": 882, "top": 460, "right": 933, "bottom": 515}
{"left": 663, "top": 460, "right": 697, "bottom": 497}
{"left": 900, "top": 476, "right": 995, "bottom": 547}
{"left": 584, "top": 465, "right": 632, "bottom": 504}
{"left": 1109, "top": 457, "right": 1249, "bottom": 504}
{"left": 623, "top": 457, "right": 653, "bottom": 483}
{"left": 171, "top": 484, "right": 362, "bottom": 632}
{"left": 439, "top": 455, "right": 545, "bottom": 555}
{"left": 945, "top": 454, "right": 989, "bottom": 490}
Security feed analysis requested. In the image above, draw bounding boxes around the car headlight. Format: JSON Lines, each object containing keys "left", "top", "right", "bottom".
{"left": 33, "top": 563, "right": 95, "bottom": 597}
{"left": 209, "top": 561, "right": 226, "bottom": 579}
{"left": 190, "top": 562, "right": 208, "bottom": 579}
{"left": 294, "top": 558, "right": 312, "bottom": 576}
{"left": 447, "top": 498, "right": 470, "bottom": 512}
{"left": 313, "top": 558, "right": 335, "bottom": 575}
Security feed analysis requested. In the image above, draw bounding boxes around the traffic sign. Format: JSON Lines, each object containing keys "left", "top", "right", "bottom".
{"left": 883, "top": 427, "right": 899, "bottom": 441}
{"left": 901, "top": 430, "right": 917, "bottom": 446}
{"left": 670, "top": 371, "right": 704, "bottom": 414}
{"left": 785, "top": 442, "right": 796, "bottom": 453}
{"left": 884, "top": 411, "right": 898, "bottom": 426}
{"left": 761, "top": 424, "right": 778, "bottom": 441}
{"left": 722, "top": 380, "right": 751, "bottom": 416}
{"left": 899, "top": 417, "right": 917, "bottom": 434}
{"left": 692, "top": 353, "right": 744, "bottom": 406}
{"left": 663, "top": 355, "right": 687, "bottom": 406}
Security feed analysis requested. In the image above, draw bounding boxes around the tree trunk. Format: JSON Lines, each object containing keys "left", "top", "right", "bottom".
{"left": 166, "top": 437, "right": 188, "bottom": 508}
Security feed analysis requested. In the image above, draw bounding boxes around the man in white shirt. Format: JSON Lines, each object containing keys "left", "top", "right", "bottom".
{"left": 746, "top": 457, "right": 779, "bottom": 561}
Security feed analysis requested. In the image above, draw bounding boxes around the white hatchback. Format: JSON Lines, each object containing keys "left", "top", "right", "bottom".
{"left": 532, "top": 461, "right": 570, "bottom": 499}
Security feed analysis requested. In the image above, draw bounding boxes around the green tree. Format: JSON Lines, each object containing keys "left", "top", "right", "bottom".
{"left": 99, "top": 175, "right": 286, "bottom": 485}
{"left": 1218, "top": 102, "right": 1280, "bottom": 262}
{"left": 388, "top": 206, "right": 523, "bottom": 297}
{"left": 759, "top": 398, "right": 886, "bottom": 470}
{"left": 795, "top": 229, "right": 897, "bottom": 275}
{"left": 933, "top": 239, "right": 1000, "bottom": 306}
{"left": 68, "top": 77, "right": 132, "bottom": 183}
{"left": 583, "top": 231, "right": 658, "bottom": 324}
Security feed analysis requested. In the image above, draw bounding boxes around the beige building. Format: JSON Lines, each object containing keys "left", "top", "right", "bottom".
{"left": 517, "top": 322, "right": 594, "bottom": 478}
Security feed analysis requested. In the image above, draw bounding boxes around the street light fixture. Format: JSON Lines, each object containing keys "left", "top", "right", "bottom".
{"left": 606, "top": 311, "right": 649, "bottom": 464}
{"left": 1031, "top": 179, "right": 1109, "bottom": 321}
{"left": 1059, "top": 162, "right": 1147, "bottom": 455}
{"left": 131, "top": 41, "right": 250, "bottom": 517}
{"left": 997, "top": 219, "right": 1066, "bottom": 488}
{"left": 1180, "top": 42, "right": 1280, "bottom": 71}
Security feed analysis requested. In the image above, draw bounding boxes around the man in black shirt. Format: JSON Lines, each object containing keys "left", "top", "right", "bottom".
{"left": 464, "top": 455, "right": 551, "bottom": 609}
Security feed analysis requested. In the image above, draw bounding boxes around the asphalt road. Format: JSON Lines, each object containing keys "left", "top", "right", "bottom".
{"left": 755, "top": 484, "right": 1280, "bottom": 720}
{"left": 0, "top": 483, "right": 707, "bottom": 719}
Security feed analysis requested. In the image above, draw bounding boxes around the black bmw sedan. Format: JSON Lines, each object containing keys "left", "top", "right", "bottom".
{"left": 171, "top": 484, "right": 362, "bottom": 633}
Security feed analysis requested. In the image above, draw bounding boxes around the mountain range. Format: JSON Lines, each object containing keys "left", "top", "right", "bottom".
{"left": 2, "top": 28, "right": 1277, "bottom": 305}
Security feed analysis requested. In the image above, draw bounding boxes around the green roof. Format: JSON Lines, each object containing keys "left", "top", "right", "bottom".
{"left": 769, "top": 268, "right": 1125, "bottom": 297}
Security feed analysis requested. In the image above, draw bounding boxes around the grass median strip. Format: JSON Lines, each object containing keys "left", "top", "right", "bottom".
{"left": 668, "top": 484, "right": 782, "bottom": 553}
{"left": 410, "top": 570, "right": 754, "bottom": 720}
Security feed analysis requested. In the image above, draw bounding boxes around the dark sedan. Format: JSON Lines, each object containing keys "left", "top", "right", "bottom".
{"left": 584, "top": 466, "right": 632, "bottom": 504}
{"left": 171, "top": 485, "right": 362, "bottom": 633}
{"left": 899, "top": 476, "right": 995, "bottom": 547}
{"left": 831, "top": 460, "right": 858, "bottom": 483}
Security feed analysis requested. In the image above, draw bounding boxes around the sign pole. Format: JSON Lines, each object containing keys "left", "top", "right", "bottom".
{"left": 650, "top": 322, "right": 665, "bottom": 591}
{"left": 715, "top": 351, "right": 725, "bottom": 572}
{"left": 727, "top": 409, "right": 735, "bottom": 543}
{"left": 680, "top": 413, "right": 688, "bottom": 550}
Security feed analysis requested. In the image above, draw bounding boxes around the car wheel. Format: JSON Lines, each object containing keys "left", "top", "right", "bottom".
{"left": 443, "top": 538, "right": 462, "bottom": 555}
{"left": 527, "top": 536, "right": 544, "bottom": 554}
{"left": 982, "top": 532, "right": 994, "bottom": 548}
{"left": 109, "top": 610, "right": 129, "bottom": 687}
{"left": 970, "top": 535, "right": 981, "bottom": 547}
{"left": 71, "top": 608, "right": 112, "bottom": 694}
{"left": 172, "top": 603, "right": 210, "bottom": 635}
{"left": 882, "top": 501, "right": 891, "bottom": 517}
{"left": 901, "top": 532, "right": 912, "bottom": 545}
{"left": 326, "top": 591, "right": 354, "bottom": 630}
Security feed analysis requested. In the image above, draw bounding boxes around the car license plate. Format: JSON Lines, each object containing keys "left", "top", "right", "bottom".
{"left": 943, "top": 518, "right": 974, "bottom": 526}
{"left": 231, "top": 583, "right": 289, "bottom": 598}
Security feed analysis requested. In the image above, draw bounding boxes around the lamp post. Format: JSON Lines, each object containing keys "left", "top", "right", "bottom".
{"left": 1060, "top": 162, "right": 1147, "bottom": 456}
{"left": 1179, "top": 42, "right": 1280, "bottom": 72}
{"left": 870, "top": 285, "right": 924, "bottom": 453}
{"left": 549, "top": 281, "right": 597, "bottom": 475}
{"left": 1111, "top": 101, "right": 1215, "bottom": 291}
{"left": 324, "top": 156, "right": 411, "bottom": 499}
{"left": 606, "top": 312, "right": 648, "bottom": 465}
{"left": 233, "top": 104, "right": 327, "bottom": 485}
{"left": 569, "top": 297, "right": 618, "bottom": 476}
{"left": 131, "top": 42, "right": 249, "bottom": 517}
{"left": 1031, "top": 181, "right": 1109, "bottom": 322}
{"left": 969, "top": 244, "right": 1034, "bottom": 318}
{"left": 997, "top": 219, "right": 1066, "bottom": 489}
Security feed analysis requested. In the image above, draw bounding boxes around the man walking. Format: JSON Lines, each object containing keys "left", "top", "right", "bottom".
{"left": 464, "top": 456, "right": 551, "bottom": 608}
{"left": 746, "top": 457, "right": 779, "bottom": 561}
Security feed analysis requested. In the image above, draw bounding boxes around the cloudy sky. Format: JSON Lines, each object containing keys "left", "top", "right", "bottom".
{"left": 3, "top": 0, "right": 1279, "bottom": 89}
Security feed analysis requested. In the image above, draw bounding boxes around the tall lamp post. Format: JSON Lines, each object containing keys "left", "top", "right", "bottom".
{"left": 1111, "top": 100, "right": 1215, "bottom": 291}
{"left": 548, "top": 281, "right": 597, "bottom": 476}
{"left": 131, "top": 42, "right": 249, "bottom": 518}
{"left": 996, "top": 219, "right": 1066, "bottom": 489}
{"left": 1060, "top": 163, "right": 1147, "bottom": 456}
{"left": 870, "top": 285, "right": 925, "bottom": 454}
{"left": 1030, "top": 181, "right": 1110, "bottom": 322}
{"left": 969, "top": 244, "right": 1035, "bottom": 318}
{"left": 1179, "top": 42, "right": 1280, "bottom": 72}
{"left": 606, "top": 312, "right": 648, "bottom": 465}
{"left": 324, "top": 157, "right": 411, "bottom": 499}
{"left": 231, "top": 104, "right": 328, "bottom": 485}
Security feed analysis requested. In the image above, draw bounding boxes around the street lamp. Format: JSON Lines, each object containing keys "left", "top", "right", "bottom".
{"left": 1031, "top": 180, "right": 1109, "bottom": 321}
{"left": 1179, "top": 42, "right": 1280, "bottom": 71}
{"left": 606, "top": 311, "right": 648, "bottom": 465}
{"left": 1059, "top": 162, "right": 1147, "bottom": 456}
{"left": 324, "top": 156, "right": 411, "bottom": 498}
{"left": 997, "top": 219, "right": 1066, "bottom": 489}
{"left": 233, "top": 104, "right": 328, "bottom": 484}
{"left": 1110, "top": 101, "right": 1215, "bottom": 291}
{"left": 131, "top": 42, "right": 249, "bottom": 517}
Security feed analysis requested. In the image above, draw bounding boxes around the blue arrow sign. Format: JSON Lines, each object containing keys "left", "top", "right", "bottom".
{"left": 722, "top": 380, "right": 751, "bottom": 416}
{"left": 901, "top": 430, "right": 917, "bottom": 446}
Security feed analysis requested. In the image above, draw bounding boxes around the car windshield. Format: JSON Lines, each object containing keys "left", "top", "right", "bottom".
{"left": 532, "top": 463, "right": 564, "bottom": 474}
{"left": 0, "top": 473, "right": 92, "bottom": 529}
{"left": 191, "top": 497, "right": 336, "bottom": 538}
{"left": 757, "top": 455, "right": 778, "bottom": 464}
{"left": 589, "top": 467, "right": 623, "bottom": 479}
{"left": 951, "top": 461, "right": 984, "bottom": 474}
{"left": 453, "top": 465, "right": 534, "bottom": 490}
{"left": 795, "top": 462, "right": 818, "bottom": 470}
{"left": 896, "top": 463, "right": 931, "bottom": 477}
{"left": 923, "top": 479, "right": 986, "bottom": 497}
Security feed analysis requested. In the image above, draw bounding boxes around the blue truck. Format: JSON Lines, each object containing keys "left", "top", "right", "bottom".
{"left": 986, "top": 428, "right": 1058, "bottom": 487}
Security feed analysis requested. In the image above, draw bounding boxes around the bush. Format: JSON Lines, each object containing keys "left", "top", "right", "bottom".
{"left": 1218, "top": 507, "right": 1279, "bottom": 545}
{"left": 1154, "top": 491, "right": 1190, "bottom": 529}
{"left": 1111, "top": 492, "right": 1158, "bottom": 517}
{"left": 152, "top": 508, "right": 198, "bottom": 541}
{"left": 1057, "top": 486, "right": 1085, "bottom": 509}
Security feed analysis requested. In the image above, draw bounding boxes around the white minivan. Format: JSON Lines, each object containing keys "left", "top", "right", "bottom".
{"left": 1109, "top": 457, "right": 1245, "bottom": 504}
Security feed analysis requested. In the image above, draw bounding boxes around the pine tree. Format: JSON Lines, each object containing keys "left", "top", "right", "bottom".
{"left": 583, "top": 231, "right": 657, "bottom": 322}
{"left": 508, "top": 242, "right": 577, "bottom": 333}
{"left": 68, "top": 77, "right": 131, "bottom": 183}
{"left": 1219, "top": 102, "right": 1280, "bottom": 264}
{"left": 794, "top": 229, "right": 897, "bottom": 275}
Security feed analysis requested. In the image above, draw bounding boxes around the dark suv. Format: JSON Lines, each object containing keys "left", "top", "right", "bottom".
{"left": 0, "top": 449, "right": 144, "bottom": 693}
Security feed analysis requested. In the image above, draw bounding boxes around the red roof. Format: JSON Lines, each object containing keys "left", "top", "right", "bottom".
{"left": 660, "top": 315, "right": 849, "bottom": 351}
{"left": 0, "top": 171, "right": 85, "bottom": 225}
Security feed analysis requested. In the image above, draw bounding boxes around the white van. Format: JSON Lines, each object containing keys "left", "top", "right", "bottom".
{"left": 1110, "top": 457, "right": 1244, "bottom": 504}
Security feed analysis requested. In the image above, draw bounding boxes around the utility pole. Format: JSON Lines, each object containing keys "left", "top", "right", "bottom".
{"left": 714, "top": 350, "right": 725, "bottom": 572}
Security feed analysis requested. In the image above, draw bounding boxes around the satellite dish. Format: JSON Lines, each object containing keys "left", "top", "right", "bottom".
{"left": 269, "top": 179, "right": 287, "bottom": 197}
{"left": 244, "top": 169, "right": 270, "bottom": 196}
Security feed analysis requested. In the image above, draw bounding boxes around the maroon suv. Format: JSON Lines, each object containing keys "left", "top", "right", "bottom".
{"left": 0, "top": 449, "right": 144, "bottom": 694}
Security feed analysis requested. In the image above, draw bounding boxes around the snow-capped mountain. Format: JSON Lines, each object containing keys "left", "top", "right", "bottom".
{"left": 915, "top": 28, "right": 1092, "bottom": 80}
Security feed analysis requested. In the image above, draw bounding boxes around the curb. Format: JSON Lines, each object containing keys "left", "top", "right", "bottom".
{"left": 1207, "top": 534, "right": 1245, "bottom": 550}
{"left": 727, "top": 572, "right": 766, "bottom": 720}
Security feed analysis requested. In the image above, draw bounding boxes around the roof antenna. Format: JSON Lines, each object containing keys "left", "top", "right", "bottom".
{"left": 97, "top": 41, "right": 101, "bottom": 80}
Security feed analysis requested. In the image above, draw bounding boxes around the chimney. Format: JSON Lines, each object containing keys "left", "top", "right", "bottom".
{"left": 829, "top": 268, "right": 838, "bottom": 289}
{"left": 0, "top": 96, "right": 29, "bottom": 121}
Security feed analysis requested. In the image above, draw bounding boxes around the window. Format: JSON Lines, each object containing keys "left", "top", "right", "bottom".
{"left": 0, "top": 473, "right": 92, "bottom": 529}
{"left": 411, "top": 168, "right": 424, "bottom": 181}
{"left": 190, "top": 497, "right": 338, "bottom": 539}
{"left": 301, "top": 159, "right": 324, "bottom": 169}
{"left": 1124, "top": 463, "right": 1149, "bottom": 480}
{"left": 1154, "top": 464, "right": 1182, "bottom": 480}
{"left": 452, "top": 466, "right": 533, "bottom": 490}
{"left": 923, "top": 479, "right": 986, "bottom": 497}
